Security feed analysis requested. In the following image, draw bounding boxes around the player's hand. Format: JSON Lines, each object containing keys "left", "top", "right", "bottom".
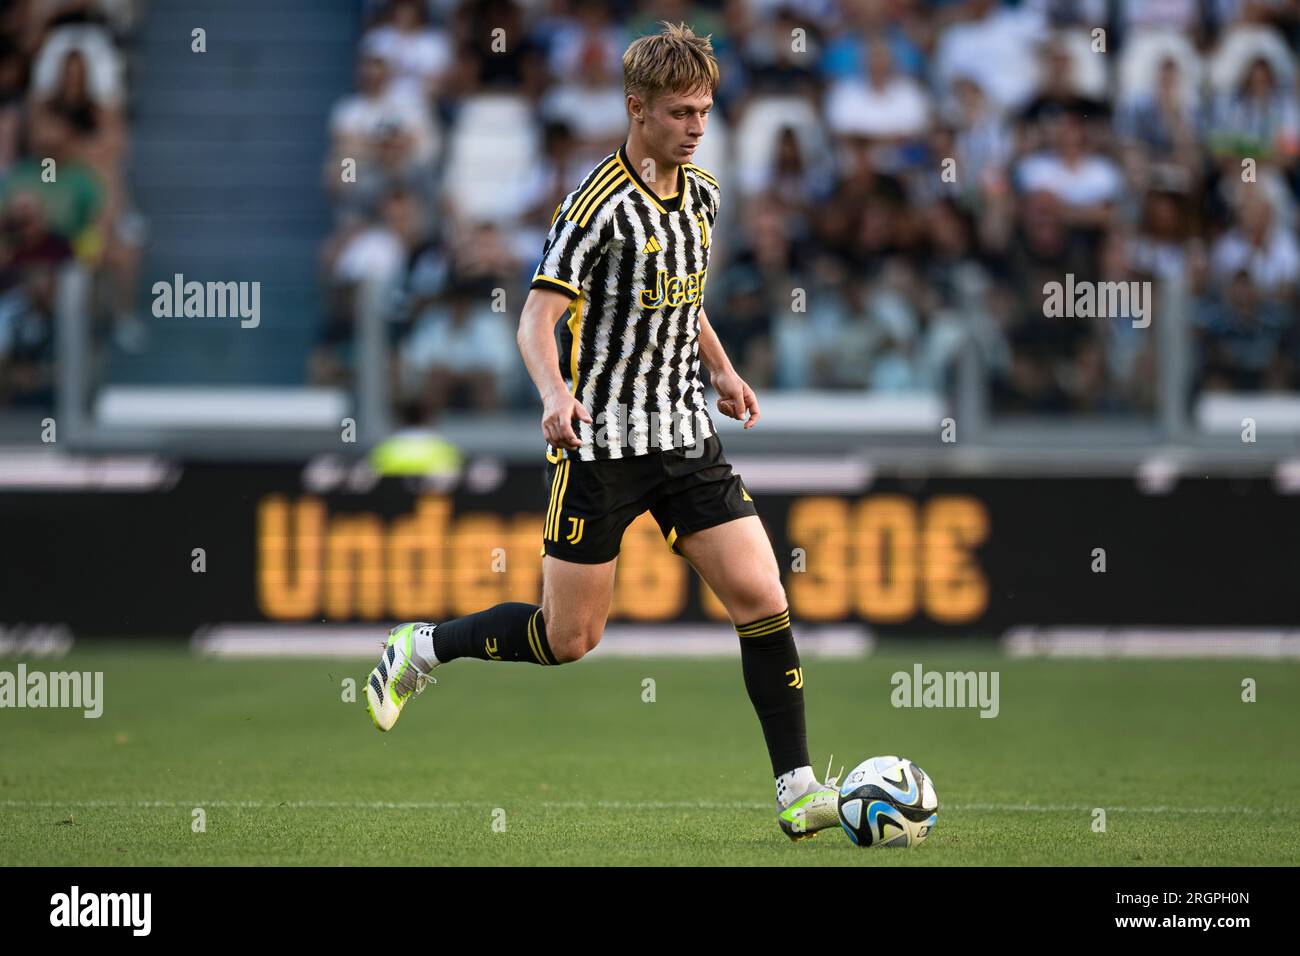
{"left": 541, "top": 391, "right": 592, "bottom": 450}
{"left": 712, "top": 367, "right": 760, "bottom": 429}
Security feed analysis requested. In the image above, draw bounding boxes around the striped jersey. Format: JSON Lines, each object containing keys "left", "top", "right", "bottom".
{"left": 531, "top": 144, "right": 719, "bottom": 461}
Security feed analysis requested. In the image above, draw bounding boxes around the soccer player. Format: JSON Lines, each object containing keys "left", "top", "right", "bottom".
{"left": 364, "top": 22, "right": 840, "bottom": 840}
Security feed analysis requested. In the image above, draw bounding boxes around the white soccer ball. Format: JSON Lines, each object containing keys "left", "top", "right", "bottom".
{"left": 837, "top": 755, "right": 938, "bottom": 848}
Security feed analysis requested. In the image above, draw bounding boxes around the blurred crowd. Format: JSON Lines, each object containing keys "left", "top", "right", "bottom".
{"left": 0, "top": 0, "right": 142, "bottom": 411}
{"left": 6, "top": 0, "right": 1294, "bottom": 421}
{"left": 319, "top": 0, "right": 1300, "bottom": 423}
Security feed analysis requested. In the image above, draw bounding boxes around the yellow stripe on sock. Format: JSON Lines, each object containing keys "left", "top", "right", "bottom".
{"left": 737, "top": 619, "right": 791, "bottom": 638}
{"left": 736, "top": 609, "right": 790, "bottom": 632}
{"left": 737, "top": 608, "right": 789, "bottom": 626}
{"left": 540, "top": 609, "right": 556, "bottom": 665}
{"left": 736, "top": 610, "right": 791, "bottom": 636}
{"left": 527, "top": 609, "right": 550, "bottom": 665}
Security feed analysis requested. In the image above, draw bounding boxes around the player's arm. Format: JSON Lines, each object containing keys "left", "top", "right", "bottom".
{"left": 516, "top": 288, "right": 592, "bottom": 450}
{"left": 698, "top": 306, "right": 760, "bottom": 429}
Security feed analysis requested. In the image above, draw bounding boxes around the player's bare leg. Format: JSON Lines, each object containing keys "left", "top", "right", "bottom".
{"left": 675, "top": 515, "right": 785, "bottom": 621}
{"left": 539, "top": 555, "right": 618, "bottom": 662}
{"left": 675, "top": 515, "right": 841, "bottom": 840}
{"left": 364, "top": 555, "right": 615, "bottom": 730}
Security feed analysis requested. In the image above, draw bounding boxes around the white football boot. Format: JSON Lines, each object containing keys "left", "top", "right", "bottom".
{"left": 364, "top": 622, "right": 438, "bottom": 732}
{"left": 776, "top": 759, "right": 844, "bottom": 841}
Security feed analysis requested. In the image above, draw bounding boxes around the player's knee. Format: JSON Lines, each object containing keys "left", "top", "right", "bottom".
{"left": 763, "top": 579, "right": 789, "bottom": 613}
{"left": 733, "top": 578, "right": 788, "bottom": 623}
{"left": 548, "top": 622, "right": 603, "bottom": 663}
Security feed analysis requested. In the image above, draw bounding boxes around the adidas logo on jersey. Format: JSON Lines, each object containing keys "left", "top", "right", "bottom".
{"left": 641, "top": 236, "right": 662, "bottom": 254}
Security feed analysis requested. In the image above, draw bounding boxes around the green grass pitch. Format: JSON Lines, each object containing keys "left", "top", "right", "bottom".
{"left": 1, "top": 643, "right": 1297, "bottom": 866}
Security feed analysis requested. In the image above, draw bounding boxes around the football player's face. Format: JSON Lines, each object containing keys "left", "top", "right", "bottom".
{"left": 643, "top": 90, "right": 711, "bottom": 166}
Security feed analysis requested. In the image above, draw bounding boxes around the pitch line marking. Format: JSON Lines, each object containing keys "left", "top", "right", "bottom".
{"left": 0, "top": 799, "right": 1296, "bottom": 815}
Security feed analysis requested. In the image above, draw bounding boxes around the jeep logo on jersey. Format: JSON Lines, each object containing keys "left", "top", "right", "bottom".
{"left": 638, "top": 267, "right": 708, "bottom": 309}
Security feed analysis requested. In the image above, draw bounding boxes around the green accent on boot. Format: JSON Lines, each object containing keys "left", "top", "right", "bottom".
{"left": 779, "top": 793, "right": 818, "bottom": 830}
{"left": 385, "top": 624, "right": 416, "bottom": 705}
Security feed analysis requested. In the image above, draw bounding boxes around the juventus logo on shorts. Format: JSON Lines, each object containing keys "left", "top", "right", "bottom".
{"left": 565, "top": 516, "right": 585, "bottom": 544}
{"left": 786, "top": 667, "right": 804, "bottom": 689}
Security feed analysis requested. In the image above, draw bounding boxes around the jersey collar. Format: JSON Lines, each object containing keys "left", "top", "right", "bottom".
{"left": 617, "top": 144, "right": 686, "bottom": 214}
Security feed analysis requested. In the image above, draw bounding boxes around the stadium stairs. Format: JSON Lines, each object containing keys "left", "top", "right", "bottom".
{"left": 111, "top": 0, "right": 358, "bottom": 387}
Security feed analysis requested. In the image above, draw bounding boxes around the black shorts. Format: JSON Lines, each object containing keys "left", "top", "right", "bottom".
{"left": 540, "top": 434, "right": 758, "bottom": 564}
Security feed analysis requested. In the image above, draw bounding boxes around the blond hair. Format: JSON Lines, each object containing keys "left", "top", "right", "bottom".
{"left": 623, "top": 22, "right": 719, "bottom": 105}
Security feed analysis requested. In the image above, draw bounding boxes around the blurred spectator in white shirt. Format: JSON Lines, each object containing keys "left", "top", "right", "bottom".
{"left": 30, "top": 20, "right": 123, "bottom": 106}
{"left": 331, "top": 188, "right": 425, "bottom": 288}
{"left": 402, "top": 275, "right": 516, "bottom": 415}
{"left": 825, "top": 39, "right": 930, "bottom": 141}
{"left": 539, "top": 36, "right": 626, "bottom": 151}
{"left": 362, "top": 0, "right": 452, "bottom": 105}
{"left": 1210, "top": 191, "right": 1300, "bottom": 296}
{"left": 329, "top": 50, "right": 438, "bottom": 168}
{"left": 934, "top": 0, "right": 1047, "bottom": 112}
{"left": 1017, "top": 111, "right": 1123, "bottom": 228}
{"left": 545, "top": 0, "right": 623, "bottom": 85}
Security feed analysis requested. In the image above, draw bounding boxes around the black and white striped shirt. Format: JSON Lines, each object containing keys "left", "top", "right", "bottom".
{"left": 531, "top": 144, "right": 719, "bottom": 461}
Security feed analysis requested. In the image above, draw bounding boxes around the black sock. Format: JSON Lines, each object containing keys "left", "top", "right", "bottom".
{"left": 736, "top": 608, "right": 810, "bottom": 776}
{"left": 432, "top": 602, "right": 558, "bottom": 665}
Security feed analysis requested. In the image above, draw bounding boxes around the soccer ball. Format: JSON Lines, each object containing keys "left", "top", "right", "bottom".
{"left": 837, "top": 755, "right": 938, "bottom": 848}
